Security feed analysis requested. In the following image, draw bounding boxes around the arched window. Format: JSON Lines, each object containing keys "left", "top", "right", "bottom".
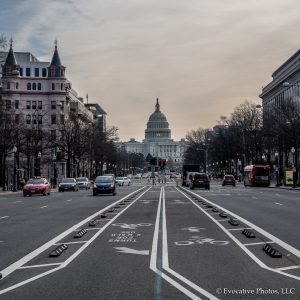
{"left": 38, "top": 83, "right": 41, "bottom": 90}
{"left": 32, "top": 83, "right": 36, "bottom": 90}
{"left": 27, "top": 83, "right": 31, "bottom": 90}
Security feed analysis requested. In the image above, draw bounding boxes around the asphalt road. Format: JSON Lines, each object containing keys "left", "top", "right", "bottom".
{"left": 0, "top": 180, "right": 299, "bottom": 299}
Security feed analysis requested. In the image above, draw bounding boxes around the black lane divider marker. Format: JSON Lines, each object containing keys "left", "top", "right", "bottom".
{"left": 219, "top": 212, "right": 227, "bottom": 218}
{"left": 263, "top": 244, "right": 282, "bottom": 258}
{"left": 89, "top": 220, "right": 97, "bottom": 227}
{"left": 120, "top": 203, "right": 126, "bottom": 206}
{"left": 49, "top": 244, "right": 68, "bottom": 257}
{"left": 108, "top": 208, "right": 115, "bottom": 213}
{"left": 242, "top": 229, "right": 256, "bottom": 238}
{"left": 212, "top": 208, "right": 219, "bottom": 213}
{"left": 206, "top": 204, "right": 213, "bottom": 208}
{"left": 100, "top": 213, "right": 107, "bottom": 218}
{"left": 74, "top": 229, "right": 87, "bottom": 238}
{"left": 228, "top": 218, "right": 239, "bottom": 226}
{"left": 114, "top": 205, "right": 120, "bottom": 208}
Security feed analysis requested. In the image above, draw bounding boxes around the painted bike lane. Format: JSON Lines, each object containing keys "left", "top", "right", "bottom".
{"left": 0, "top": 186, "right": 190, "bottom": 300}
{"left": 161, "top": 186, "right": 300, "bottom": 300}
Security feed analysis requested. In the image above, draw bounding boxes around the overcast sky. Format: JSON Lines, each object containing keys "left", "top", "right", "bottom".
{"left": 1, "top": 0, "right": 299, "bottom": 141}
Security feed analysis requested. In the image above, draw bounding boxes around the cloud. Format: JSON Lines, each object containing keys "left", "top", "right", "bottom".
{"left": 1, "top": 0, "right": 300, "bottom": 141}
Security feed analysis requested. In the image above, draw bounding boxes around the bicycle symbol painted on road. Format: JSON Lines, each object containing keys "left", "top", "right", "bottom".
{"left": 112, "top": 223, "right": 152, "bottom": 229}
{"left": 175, "top": 236, "right": 229, "bottom": 246}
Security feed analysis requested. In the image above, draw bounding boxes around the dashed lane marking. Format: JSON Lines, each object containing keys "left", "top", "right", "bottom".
{"left": 227, "top": 227, "right": 252, "bottom": 231}
{"left": 13, "top": 201, "right": 23, "bottom": 203}
{"left": 0, "top": 216, "right": 9, "bottom": 220}
{"left": 18, "top": 263, "right": 62, "bottom": 270}
{"left": 276, "top": 265, "right": 300, "bottom": 271}
{"left": 66, "top": 199, "right": 72, "bottom": 202}
{"left": 274, "top": 202, "right": 283, "bottom": 206}
{"left": 40, "top": 205, "right": 48, "bottom": 209}
{"left": 244, "top": 241, "right": 274, "bottom": 246}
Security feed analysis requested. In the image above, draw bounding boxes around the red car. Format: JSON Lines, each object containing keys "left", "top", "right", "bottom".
{"left": 23, "top": 177, "right": 51, "bottom": 196}
{"left": 222, "top": 175, "right": 236, "bottom": 187}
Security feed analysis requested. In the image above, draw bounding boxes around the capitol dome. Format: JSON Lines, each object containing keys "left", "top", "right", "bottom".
{"left": 144, "top": 98, "right": 171, "bottom": 141}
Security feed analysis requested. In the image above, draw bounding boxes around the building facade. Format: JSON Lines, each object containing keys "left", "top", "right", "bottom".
{"left": 122, "top": 98, "right": 186, "bottom": 166}
{"left": 0, "top": 41, "right": 103, "bottom": 187}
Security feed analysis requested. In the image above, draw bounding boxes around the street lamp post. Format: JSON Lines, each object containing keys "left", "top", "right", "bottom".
{"left": 291, "top": 147, "right": 297, "bottom": 187}
{"left": 38, "top": 151, "right": 42, "bottom": 176}
{"left": 12, "top": 146, "right": 17, "bottom": 192}
{"left": 275, "top": 151, "right": 279, "bottom": 186}
{"left": 52, "top": 154, "right": 57, "bottom": 188}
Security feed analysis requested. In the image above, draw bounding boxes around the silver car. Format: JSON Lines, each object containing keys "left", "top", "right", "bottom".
{"left": 76, "top": 177, "right": 90, "bottom": 190}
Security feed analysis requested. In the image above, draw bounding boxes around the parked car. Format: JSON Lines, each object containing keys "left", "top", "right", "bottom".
{"left": 59, "top": 178, "right": 79, "bottom": 192}
{"left": 23, "top": 177, "right": 51, "bottom": 197}
{"left": 222, "top": 175, "right": 236, "bottom": 187}
{"left": 189, "top": 173, "right": 210, "bottom": 190}
{"left": 76, "top": 177, "right": 90, "bottom": 189}
{"left": 115, "top": 177, "right": 131, "bottom": 186}
{"left": 93, "top": 175, "right": 116, "bottom": 196}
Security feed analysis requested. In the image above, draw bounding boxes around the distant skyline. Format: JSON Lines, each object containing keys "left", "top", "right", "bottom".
{"left": 1, "top": 0, "right": 300, "bottom": 141}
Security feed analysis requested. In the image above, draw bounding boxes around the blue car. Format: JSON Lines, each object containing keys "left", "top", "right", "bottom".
{"left": 93, "top": 176, "right": 116, "bottom": 196}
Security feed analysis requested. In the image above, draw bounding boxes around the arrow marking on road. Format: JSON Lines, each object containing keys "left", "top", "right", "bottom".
{"left": 114, "top": 247, "right": 149, "bottom": 255}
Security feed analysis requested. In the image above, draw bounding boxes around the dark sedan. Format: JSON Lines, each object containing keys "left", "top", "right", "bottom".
{"left": 59, "top": 178, "right": 79, "bottom": 192}
{"left": 189, "top": 173, "right": 210, "bottom": 190}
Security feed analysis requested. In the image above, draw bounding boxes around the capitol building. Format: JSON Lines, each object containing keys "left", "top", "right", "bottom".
{"left": 122, "top": 98, "right": 186, "bottom": 165}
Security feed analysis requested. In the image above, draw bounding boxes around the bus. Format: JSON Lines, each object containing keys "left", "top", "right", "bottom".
{"left": 243, "top": 165, "right": 271, "bottom": 187}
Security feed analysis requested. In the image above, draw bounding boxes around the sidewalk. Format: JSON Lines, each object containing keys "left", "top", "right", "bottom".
{"left": 269, "top": 183, "right": 300, "bottom": 191}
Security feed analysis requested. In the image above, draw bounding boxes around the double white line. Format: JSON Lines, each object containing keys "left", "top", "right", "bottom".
{"left": 150, "top": 186, "right": 219, "bottom": 300}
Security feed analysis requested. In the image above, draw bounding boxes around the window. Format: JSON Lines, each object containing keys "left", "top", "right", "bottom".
{"left": 51, "top": 115, "right": 56, "bottom": 124}
{"left": 20, "top": 68, "right": 23, "bottom": 76}
{"left": 16, "top": 82, "right": 19, "bottom": 89}
{"left": 7, "top": 82, "right": 10, "bottom": 89}
{"left": 38, "top": 115, "right": 42, "bottom": 124}
{"left": 6, "top": 100, "right": 11, "bottom": 110}
{"left": 32, "top": 101, "right": 37, "bottom": 109}
{"left": 38, "top": 83, "right": 41, "bottom": 90}
{"left": 27, "top": 83, "right": 31, "bottom": 90}
{"left": 42, "top": 68, "right": 47, "bottom": 77}
{"left": 34, "top": 68, "right": 39, "bottom": 77}
{"left": 61, "top": 83, "right": 63, "bottom": 90}
{"left": 15, "top": 100, "right": 19, "bottom": 109}
{"left": 38, "top": 101, "right": 42, "bottom": 109}
{"left": 60, "top": 115, "right": 64, "bottom": 124}
{"left": 52, "top": 83, "right": 55, "bottom": 90}
{"left": 51, "top": 130, "right": 56, "bottom": 139}
{"left": 51, "top": 101, "right": 57, "bottom": 109}
{"left": 32, "top": 115, "right": 37, "bottom": 125}
{"left": 15, "top": 114, "right": 20, "bottom": 124}
{"left": 32, "top": 83, "right": 36, "bottom": 90}
{"left": 26, "top": 115, "right": 31, "bottom": 124}
{"left": 26, "top": 68, "right": 30, "bottom": 77}
{"left": 26, "top": 101, "right": 31, "bottom": 109}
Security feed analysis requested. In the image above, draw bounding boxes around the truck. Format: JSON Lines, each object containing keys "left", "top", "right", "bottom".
{"left": 181, "top": 165, "right": 200, "bottom": 186}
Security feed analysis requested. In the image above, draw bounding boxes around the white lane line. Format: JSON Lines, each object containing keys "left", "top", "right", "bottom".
{"left": 18, "top": 263, "right": 62, "bottom": 269}
{"left": 0, "top": 216, "right": 9, "bottom": 220}
{"left": 276, "top": 265, "right": 300, "bottom": 271}
{"left": 40, "top": 205, "right": 48, "bottom": 209}
{"left": 0, "top": 186, "right": 150, "bottom": 295}
{"left": 179, "top": 188, "right": 300, "bottom": 281}
{"left": 150, "top": 188, "right": 203, "bottom": 300}
{"left": 66, "top": 199, "right": 72, "bottom": 202}
{"left": 13, "top": 201, "right": 23, "bottom": 203}
{"left": 274, "top": 202, "right": 283, "bottom": 206}
{"left": 0, "top": 186, "right": 147, "bottom": 280}
{"left": 252, "top": 197, "right": 258, "bottom": 199}
{"left": 162, "top": 187, "right": 219, "bottom": 300}
{"left": 227, "top": 227, "right": 252, "bottom": 231}
{"left": 54, "top": 241, "right": 87, "bottom": 245}
{"left": 244, "top": 241, "right": 274, "bottom": 246}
